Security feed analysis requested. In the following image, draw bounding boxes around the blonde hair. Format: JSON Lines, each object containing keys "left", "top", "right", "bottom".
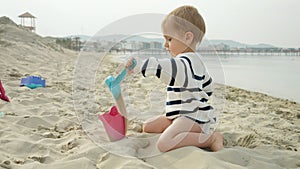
{"left": 162, "top": 5, "right": 206, "bottom": 45}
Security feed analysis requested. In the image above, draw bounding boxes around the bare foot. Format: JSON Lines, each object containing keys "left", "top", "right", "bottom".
{"left": 210, "top": 132, "right": 223, "bottom": 152}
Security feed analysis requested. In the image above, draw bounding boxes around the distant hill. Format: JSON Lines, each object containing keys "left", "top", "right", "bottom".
{"left": 0, "top": 16, "right": 75, "bottom": 81}
{"left": 65, "top": 34, "right": 278, "bottom": 49}
{"left": 209, "top": 40, "right": 277, "bottom": 49}
{"left": 248, "top": 43, "right": 277, "bottom": 48}
{"left": 0, "top": 16, "right": 60, "bottom": 49}
{"left": 66, "top": 34, "right": 165, "bottom": 43}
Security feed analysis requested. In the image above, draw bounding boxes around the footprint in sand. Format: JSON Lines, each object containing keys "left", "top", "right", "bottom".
{"left": 237, "top": 133, "right": 257, "bottom": 148}
{"left": 98, "top": 152, "right": 110, "bottom": 162}
{"left": 0, "top": 160, "right": 11, "bottom": 169}
{"left": 28, "top": 156, "right": 49, "bottom": 164}
{"left": 61, "top": 139, "right": 79, "bottom": 153}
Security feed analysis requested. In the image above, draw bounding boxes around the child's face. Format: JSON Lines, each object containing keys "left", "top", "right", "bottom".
{"left": 162, "top": 21, "right": 193, "bottom": 57}
{"left": 163, "top": 34, "right": 188, "bottom": 57}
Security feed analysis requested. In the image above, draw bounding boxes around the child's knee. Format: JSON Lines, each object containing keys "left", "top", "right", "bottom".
{"left": 142, "top": 123, "right": 151, "bottom": 133}
{"left": 156, "top": 139, "right": 171, "bottom": 152}
{"left": 143, "top": 122, "right": 164, "bottom": 133}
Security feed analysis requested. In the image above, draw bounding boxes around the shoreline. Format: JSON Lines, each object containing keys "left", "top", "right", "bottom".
{"left": 223, "top": 83, "right": 299, "bottom": 104}
{"left": 218, "top": 54, "right": 300, "bottom": 104}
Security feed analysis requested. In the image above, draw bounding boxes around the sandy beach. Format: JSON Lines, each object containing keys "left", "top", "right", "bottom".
{"left": 0, "top": 17, "right": 300, "bottom": 169}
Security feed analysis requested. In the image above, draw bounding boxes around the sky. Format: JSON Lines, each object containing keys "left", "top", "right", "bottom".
{"left": 0, "top": 0, "right": 299, "bottom": 48}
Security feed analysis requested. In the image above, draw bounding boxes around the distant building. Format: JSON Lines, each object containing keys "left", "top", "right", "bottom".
{"left": 150, "top": 41, "right": 163, "bottom": 49}
{"left": 18, "top": 12, "right": 36, "bottom": 32}
{"left": 140, "top": 42, "right": 150, "bottom": 49}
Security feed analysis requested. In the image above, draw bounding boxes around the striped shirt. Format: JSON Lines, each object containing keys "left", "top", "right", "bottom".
{"left": 140, "top": 52, "right": 216, "bottom": 125}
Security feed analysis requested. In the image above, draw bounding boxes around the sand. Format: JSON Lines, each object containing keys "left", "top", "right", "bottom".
{"left": 0, "top": 16, "right": 300, "bottom": 168}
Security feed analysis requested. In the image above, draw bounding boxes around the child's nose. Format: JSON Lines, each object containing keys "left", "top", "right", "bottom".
{"left": 164, "top": 42, "right": 169, "bottom": 49}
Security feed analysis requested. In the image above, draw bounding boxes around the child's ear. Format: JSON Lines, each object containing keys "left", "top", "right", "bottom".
{"left": 185, "top": 32, "right": 194, "bottom": 45}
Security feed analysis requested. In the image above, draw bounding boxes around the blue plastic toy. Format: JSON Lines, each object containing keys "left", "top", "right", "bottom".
{"left": 105, "top": 59, "right": 136, "bottom": 99}
{"left": 20, "top": 76, "right": 46, "bottom": 89}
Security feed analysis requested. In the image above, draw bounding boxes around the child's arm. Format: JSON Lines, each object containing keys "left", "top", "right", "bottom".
{"left": 202, "top": 71, "right": 213, "bottom": 97}
{"left": 129, "top": 57, "right": 213, "bottom": 96}
{"left": 139, "top": 57, "right": 187, "bottom": 86}
{"left": 126, "top": 57, "right": 178, "bottom": 85}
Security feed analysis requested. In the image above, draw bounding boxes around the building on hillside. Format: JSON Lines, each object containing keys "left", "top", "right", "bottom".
{"left": 18, "top": 12, "right": 36, "bottom": 32}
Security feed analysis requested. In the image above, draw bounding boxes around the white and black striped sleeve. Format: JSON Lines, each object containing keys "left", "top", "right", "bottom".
{"left": 140, "top": 57, "right": 187, "bottom": 86}
{"left": 202, "top": 71, "right": 213, "bottom": 96}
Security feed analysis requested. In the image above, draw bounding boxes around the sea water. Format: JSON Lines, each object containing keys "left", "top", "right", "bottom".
{"left": 214, "top": 55, "right": 300, "bottom": 103}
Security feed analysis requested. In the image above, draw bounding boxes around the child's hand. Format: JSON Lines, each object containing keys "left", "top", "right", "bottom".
{"left": 125, "top": 57, "right": 136, "bottom": 74}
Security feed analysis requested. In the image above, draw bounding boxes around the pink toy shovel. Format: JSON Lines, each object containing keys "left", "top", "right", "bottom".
{"left": 98, "top": 106, "right": 125, "bottom": 141}
{"left": 0, "top": 80, "right": 10, "bottom": 102}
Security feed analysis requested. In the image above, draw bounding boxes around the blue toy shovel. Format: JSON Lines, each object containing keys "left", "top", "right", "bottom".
{"left": 105, "top": 59, "right": 137, "bottom": 100}
{"left": 104, "top": 59, "right": 137, "bottom": 134}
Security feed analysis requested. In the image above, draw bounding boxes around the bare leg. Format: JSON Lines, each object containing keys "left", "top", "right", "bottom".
{"left": 156, "top": 117, "right": 223, "bottom": 152}
{"left": 143, "top": 115, "right": 172, "bottom": 133}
